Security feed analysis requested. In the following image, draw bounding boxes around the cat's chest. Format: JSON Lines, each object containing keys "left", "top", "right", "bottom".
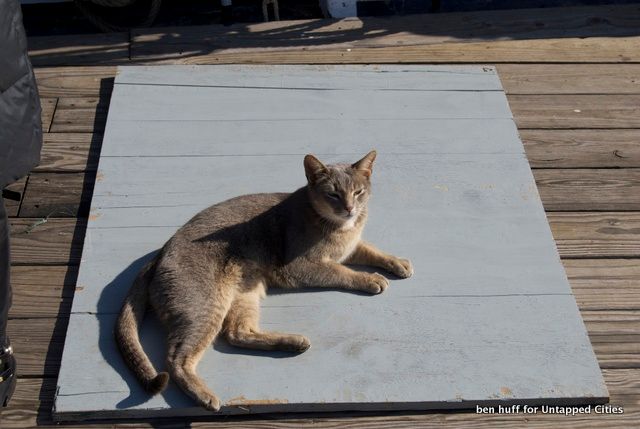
{"left": 321, "top": 227, "right": 362, "bottom": 263}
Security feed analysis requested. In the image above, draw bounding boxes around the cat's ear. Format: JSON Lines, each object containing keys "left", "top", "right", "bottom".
{"left": 352, "top": 150, "right": 377, "bottom": 178}
{"left": 304, "top": 154, "right": 328, "bottom": 184}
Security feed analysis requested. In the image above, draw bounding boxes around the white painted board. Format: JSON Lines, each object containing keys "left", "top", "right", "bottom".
{"left": 55, "top": 65, "right": 607, "bottom": 420}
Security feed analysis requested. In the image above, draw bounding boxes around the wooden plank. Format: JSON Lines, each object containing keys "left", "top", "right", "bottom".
{"left": 27, "top": 33, "right": 129, "bottom": 67}
{"left": 116, "top": 65, "right": 504, "bottom": 90}
{"left": 131, "top": 4, "right": 640, "bottom": 63}
{"left": 40, "top": 98, "right": 57, "bottom": 133}
{"left": 510, "top": 95, "right": 640, "bottom": 129}
{"left": 4, "top": 177, "right": 27, "bottom": 217}
{"left": 550, "top": 213, "right": 640, "bottom": 258}
{"left": 106, "top": 85, "right": 512, "bottom": 122}
{"left": 0, "top": 379, "right": 106, "bottom": 429}
{"left": 132, "top": 36, "right": 640, "bottom": 65}
{"left": 20, "top": 172, "right": 94, "bottom": 218}
{"left": 35, "top": 133, "right": 100, "bottom": 173}
{"left": 592, "top": 340, "right": 640, "bottom": 370}
{"left": 535, "top": 170, "right": 640, "bottom": 211}
{"left": 565, "top": 259, "right": 640, "bottom": 311}
{"left": 8, "top": 265, "right": 77, "bottom": 319}
{"left": 34, "top": 66, "right": 117, "bottom": 98}
{"left": 6, "top": 317, "right": 67, "bottom": 378}
{"left": 583, "top": 310, "right": 640, "bottom": 336}
{"left": 522, "top": 130, "right": 640, "bottom": 168}
{"left": 9, "top": 218, "right": 85, "bottom": 265}
{"left": 88, "top": 154, "right": 529, "bottom": 212}
{"left": 99, "top": 118, "right": 522, "bottom": 157}
{"left": 498, "top": 64, "right": 640, "bottom": 95}
{"left": 50, "top": 97, "right": 108, "bottom": 133}
{"left": 0, "top": 378, "right": 58, "bottom": 429}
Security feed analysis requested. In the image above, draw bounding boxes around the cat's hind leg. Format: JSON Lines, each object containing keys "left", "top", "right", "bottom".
{"left": 223, "top": 288, "right": 311, "bottom": 353}
{"left": 165, "top": 283, "right": 235, "bottom": 411}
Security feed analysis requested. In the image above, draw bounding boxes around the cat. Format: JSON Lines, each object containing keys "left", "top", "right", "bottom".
{"left": 115, "top": 150, "right": 413, "bottom": 411}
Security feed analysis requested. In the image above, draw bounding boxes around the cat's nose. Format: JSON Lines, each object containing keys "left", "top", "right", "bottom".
{"left": 345, "top": 205, "right": 355, "bottom": 215}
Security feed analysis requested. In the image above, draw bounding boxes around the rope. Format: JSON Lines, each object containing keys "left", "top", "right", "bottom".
{"left": 74, "top": 0, "right": 162, "bottom": 33}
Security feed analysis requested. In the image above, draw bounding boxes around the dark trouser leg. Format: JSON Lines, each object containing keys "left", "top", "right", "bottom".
{"left": 0, "top": 197, "right": 16, "bottom": 407}
{"left": 0, "top": 198, "right": 9, "bottom": 346}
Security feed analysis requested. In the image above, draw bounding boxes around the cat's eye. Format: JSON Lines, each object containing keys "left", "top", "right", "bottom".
{"left": 354, "top": 188, "right": 364, "bottom": 196}
{"left": 327, "top": 192, "right": 340, "bottom": 200}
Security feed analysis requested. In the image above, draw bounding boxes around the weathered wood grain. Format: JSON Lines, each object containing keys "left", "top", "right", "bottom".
{"left": 40, "top": 98, "right": 57, "bottom": 133}
{"left": 510, "top": 95, "right": 640, "bottom": 129}
{"left": 132, "top": 36, "right": 640, "bottom": 65}
{"left": 522, "top": 130, "right": 640, "bottom": 168}
{"left": 35, "top": 133, "right": 100, "bottom": 173}
{"left": 27, "top": 33, "right": 129, "bottom": 67}
{"left": 6, "top": 317, "right": 68, "bottom": 377}
{"left": 549, "top": 212, "right": 640, "bottom": 258}
{"left": 564, "top": 259, "right": 640, "bottom": 311}
{"left": 50, "top": 97, "right": 108, "bottom": 133}
{"left": 535, "top": 170, "right": 640, "bottom": 211}
{"left": 4, "top": 177, "right": 27, "bottom": 217}
{"left": 34, "top": 66, "right": 117, "bottom": 98}
{"left": 0, "top": 378, "right": 58, "bottom": 429}
{"left": 8, "top": 266, "right": 77, "bottom": 319}
{"left": 9, "top": 218, "right": 85, "bottom": 265}
{"left": 20, "top": 172, "right": 94, "bottom": 218}
{"left": 498, "top": 64, "right": 640, "bottom": 95}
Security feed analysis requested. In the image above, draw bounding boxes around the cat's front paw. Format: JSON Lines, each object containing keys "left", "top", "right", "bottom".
{"left": 358, "top": 272, "right": 389, "bottom": 294}
{"left": 388, "top": 257, "right": 414, "bottom": 279}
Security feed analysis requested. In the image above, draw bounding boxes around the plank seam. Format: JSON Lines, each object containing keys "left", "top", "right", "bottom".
{"left": 114, "top": 82, "right": 505, "bottom": 92}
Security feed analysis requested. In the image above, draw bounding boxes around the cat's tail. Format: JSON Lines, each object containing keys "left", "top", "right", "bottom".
{"left": 114, "top": 258, "right": 169, "bottom": 395}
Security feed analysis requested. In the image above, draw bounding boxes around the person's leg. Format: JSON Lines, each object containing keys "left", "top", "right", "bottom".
{"left": 0, "top": 197, "right": 10, "bottom": 347}
{"left": 0, "top": 197, "right": 16, "bottom": 406}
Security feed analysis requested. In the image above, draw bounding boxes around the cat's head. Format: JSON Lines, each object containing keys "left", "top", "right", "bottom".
{"left": 303, "top": 151, "right": 376, "bottom": 226}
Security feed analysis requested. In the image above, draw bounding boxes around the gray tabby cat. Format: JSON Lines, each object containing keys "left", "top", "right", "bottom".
{"left": 115, "top": 151, "right": 413, "bottom": 411}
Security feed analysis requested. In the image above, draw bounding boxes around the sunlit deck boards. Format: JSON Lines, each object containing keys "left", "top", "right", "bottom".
{"left": 2, "top": 3, "right": 640, "bottom": 428}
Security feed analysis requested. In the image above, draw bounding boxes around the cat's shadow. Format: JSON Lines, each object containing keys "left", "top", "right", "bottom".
{"left": 97, "top": 253, "right": 389, "bottom": 410}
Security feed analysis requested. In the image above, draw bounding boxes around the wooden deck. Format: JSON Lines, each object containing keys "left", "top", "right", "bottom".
{"left": 2, "top": 3, "right": 640, "bottom": 427}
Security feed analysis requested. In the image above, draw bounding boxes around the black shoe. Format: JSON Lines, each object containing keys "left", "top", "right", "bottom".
{"left": 0, "top": 342, "right": 16, "bottom": 407}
